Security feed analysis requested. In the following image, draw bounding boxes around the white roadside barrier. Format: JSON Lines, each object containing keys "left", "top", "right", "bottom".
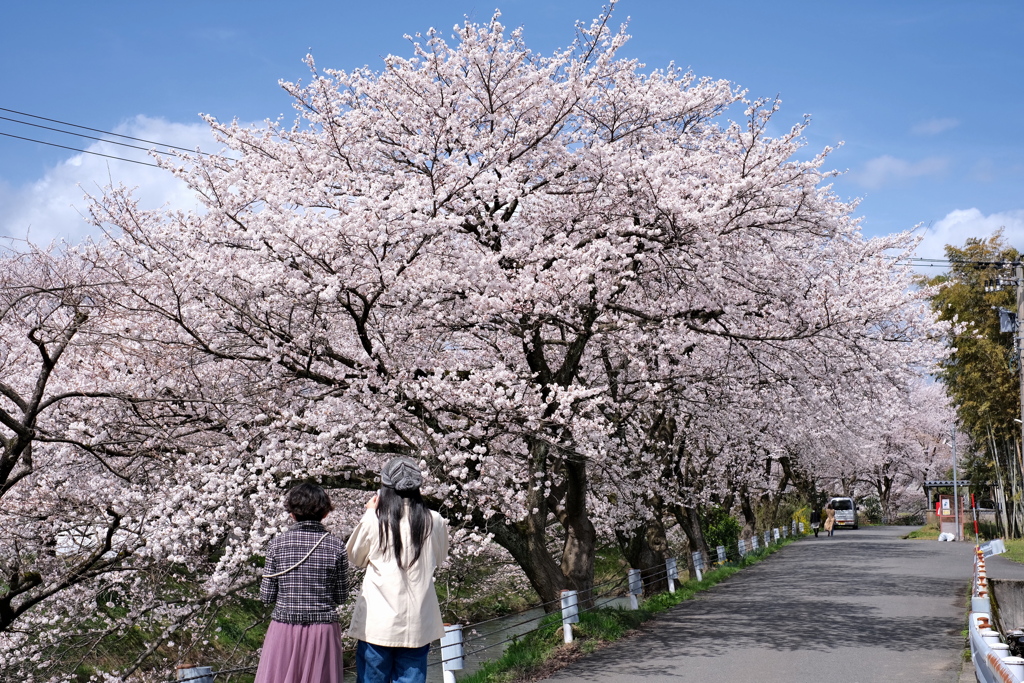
{"left": 428, "top": 526, "right": 816, "bottom": 683}
{"left": 176, "top": 667, "right": 213, "bottom": 683}
{"left": 628, "top": 569, "right": 643, "bottom": 610}
{"left": 666, "top": 557, "right": 678, "bottom": 593}
{"left": 440, "top": 624, "right": 465, "bottom": 683}
{"left": 692, "top": 551, "right": 705, "bottom": 582}
{"left": 969, "top": 543, "right": 1024, "bottom": 683}
{"left": 560, "top": 589, "right": 580, "bottom": 643}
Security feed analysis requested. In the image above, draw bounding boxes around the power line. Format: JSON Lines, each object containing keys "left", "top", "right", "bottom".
{"left": 908, "top": 258, "right": 1017, "bottom": 267}
{"left": 889, "top": 257, "right": 1021, "bottom": 270}
{"left": 0, "top": 106, "right": 204, "bottom": 154}
{"left": 0, "top": 115, "right": 167, "bottom": 154}
{"left": 0, "top": 132, "right": 160, "bottom": 167}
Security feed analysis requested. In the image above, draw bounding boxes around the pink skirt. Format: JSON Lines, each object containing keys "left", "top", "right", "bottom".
{"left": 254, "top": 621, "right": 344, "bottom": 683}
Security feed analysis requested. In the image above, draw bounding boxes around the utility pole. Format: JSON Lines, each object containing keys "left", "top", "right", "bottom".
{"left": 1017, "top": 263, "right": 1024, "bottom": 462}
{"left": 952, "top": 426, "right": 960, "bottom": 541}
{"left": 986, "top": 262, "right": 1024, "bottom": 537}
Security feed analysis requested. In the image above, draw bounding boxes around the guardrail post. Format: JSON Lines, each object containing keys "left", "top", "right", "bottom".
{"left": 991, "top": 643, "right": 1011, "bottom": 664}
{"left": 628, "top": 568, "right": 643, "bottom": 609}
{"left": 440, "top": 624, "right": 464, "bottom": 683}
{"left": 1005, "top": 657, "right": 1024, "bottom": 679}
{"left": 764, "top": 530, "right": 770, "bottom": 547}
{"left": 560, "top": 590, "right": 579, "bottom": 643}
{"left": 176, "top": 667, "right": 213, "bottom": 683}
{"left": 666, "top": 558, "right": 678, "bottom": 593}
{"left": 773, "top": 528, "right": 780, "bottom": 542}
{"left": 691, "top": 551, "right": 704, "bottom": 582}
{"left": 799, "top": 522, "right": 805, "bottom": 534}
{"left": 980, "top": 628, "right": 1001, "bottom": 645}
{"left": 716, "top": 545, "right": 727, "bottom": 565}
{"left": 751, "top": 535, "right": 759, "bottom": 552}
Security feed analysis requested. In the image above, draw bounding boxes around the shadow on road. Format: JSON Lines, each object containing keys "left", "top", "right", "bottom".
{"left": 545, "top": 527, "right": 974, "bottom": 680}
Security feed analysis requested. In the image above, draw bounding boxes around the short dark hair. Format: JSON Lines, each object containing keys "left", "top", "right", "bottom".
{"left": 284, "top": 483, "right": 333, "bottom": 521}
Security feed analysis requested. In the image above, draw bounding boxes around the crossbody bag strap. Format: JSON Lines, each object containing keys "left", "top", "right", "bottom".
{"left": 262, "top": 533, "right": 330, "bottom": 578}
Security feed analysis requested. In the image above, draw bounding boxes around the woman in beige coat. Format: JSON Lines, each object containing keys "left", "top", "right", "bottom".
{"left": 824, "top": 504, "right": 836, "bottom": 537}
{"left": 347, "top": 457, "right": 449, "bottom": 683}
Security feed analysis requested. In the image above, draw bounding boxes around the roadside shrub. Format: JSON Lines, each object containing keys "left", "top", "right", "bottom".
{"left": 700, "top": 506, "right": 741, "bottom": 550}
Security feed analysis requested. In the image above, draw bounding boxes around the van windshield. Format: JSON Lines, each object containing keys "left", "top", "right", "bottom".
{"left": 831, "top": 499, "right": 853, "bottom": 510}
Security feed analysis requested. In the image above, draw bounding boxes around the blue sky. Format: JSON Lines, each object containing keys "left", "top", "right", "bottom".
{"left": 1, "top": 0, "right": 1021, "bottom": 262}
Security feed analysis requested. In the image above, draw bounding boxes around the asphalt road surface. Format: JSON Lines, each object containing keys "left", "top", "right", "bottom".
{"left": 541, "top": 527, "right": 982, "bottom": 683}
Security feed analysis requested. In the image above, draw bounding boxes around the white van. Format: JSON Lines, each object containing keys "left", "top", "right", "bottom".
{"left": 828, "top": 497, "right": 858, "bottom": 530}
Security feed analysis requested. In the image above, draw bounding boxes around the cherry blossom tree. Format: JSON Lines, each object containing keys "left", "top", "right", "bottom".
{"left": 0, "top": 246, "right": 298, "bottom": 680}
{"left": 0, "top": 246, "right": 187, "bottom": 678}
{"left": 2, "top": 6, "right": 949, "bottom": 679}
{"left": 842, "top": 380, "right": 953, "bottom": 521}
{"left": 86, "top": 7, "right": 944, "bottom": 605}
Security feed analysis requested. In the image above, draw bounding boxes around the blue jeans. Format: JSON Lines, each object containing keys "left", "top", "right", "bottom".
{"left": 356, "top": 640, "right": 429, "bottom": 683}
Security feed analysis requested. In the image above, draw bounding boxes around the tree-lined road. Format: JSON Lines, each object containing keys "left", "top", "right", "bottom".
{"left": 542, "top": 528, "right": 981, "bottom": 683}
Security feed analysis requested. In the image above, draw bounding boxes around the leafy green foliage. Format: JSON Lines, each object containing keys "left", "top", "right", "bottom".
{"left": 861, "top": 497, "right": 883, "bottom": 524}
{"left": 922, "top": 233, "right": 1020, "bottom": 444}
{"left": 699, "top": 506, "right": 741, "bottom": 550}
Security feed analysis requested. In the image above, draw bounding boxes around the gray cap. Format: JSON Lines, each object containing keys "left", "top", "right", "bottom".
{"left": 381, "top": 456, "right": 423, "bottom": 492}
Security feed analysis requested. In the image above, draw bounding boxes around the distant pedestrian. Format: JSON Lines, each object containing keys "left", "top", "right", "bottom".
{"left": 824, "top": 503, "right": 836, "bottom": 537}
{"left": 347, "top": 457, "right": 450, "bottom": 683}
{"left": 810, "top": 507, "right": 822, "bottom": 537}
{"left": 256, "top": 483, "right": 348, "bottom": 683}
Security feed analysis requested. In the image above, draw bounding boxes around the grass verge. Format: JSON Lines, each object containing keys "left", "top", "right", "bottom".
{"left": 1000, "top": 538, "right": 1024, "bottom": 564}
{"left": 459, "top": 538, "right": 797, "bottom": 683}
{"left": 902, "top": 522, "right": 940, "bottom": 540}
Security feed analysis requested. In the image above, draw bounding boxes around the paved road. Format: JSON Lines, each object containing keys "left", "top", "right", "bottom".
{"left": 541, "top": 527, "right": 981, "bottom": 683}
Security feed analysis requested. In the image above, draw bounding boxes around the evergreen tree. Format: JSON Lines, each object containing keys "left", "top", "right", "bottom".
{"left": 923, "top": 232, "right": 1022, "bottom": 533}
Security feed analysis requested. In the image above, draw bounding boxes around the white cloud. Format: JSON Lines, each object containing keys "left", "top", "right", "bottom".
{"left": 910, "top": 117, "right": 959, "bottom": 135}
{"left": 852, "top": 155, "right": 949, "bottom": 190}
{"left": 0, "top": 117, "right": 219, "bottom": 246}
{"left": 914, "top": 208, "right": 1024, "bottom": 262}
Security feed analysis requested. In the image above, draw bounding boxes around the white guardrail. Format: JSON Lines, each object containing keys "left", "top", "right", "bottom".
{"left": 176, "top": 526, "right": 805, "bottom": 682}
{"left": 969, "top": 539, "right": 1024, "bottom": 683}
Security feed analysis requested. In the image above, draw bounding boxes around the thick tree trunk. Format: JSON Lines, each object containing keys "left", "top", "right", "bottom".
{"left": 672, "top": 504, "right": 710, "bottom": 579}
{"left": 482, "top": 441, "right": 597, "bottom": 610}
{"left": 778, "top": 455, "right": 815, "bottom": 503}
{"left": 616, "top": 516, "right": 669, "bottom": 596}
{"left": 558, "top": 457, "right": 596, "bottom": 605}
{"left": 489, "top": 516, "right": 566, "bottom": 610}
{"left": 877, "top": 475, "right": 894, "bottom": 525}
{"left": 760, "top": 462, "right": 790, "bottom": 531}
{"left": 739, "top": 487, "right": 757, "bottom": 540}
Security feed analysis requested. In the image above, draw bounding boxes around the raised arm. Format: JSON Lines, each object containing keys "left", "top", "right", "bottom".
{"left": 345, "top": 510, "right": 376, "bottom": 569}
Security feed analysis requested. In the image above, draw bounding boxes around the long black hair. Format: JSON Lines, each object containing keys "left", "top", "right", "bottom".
{"left": 376, "top": 485, "right": 433, "bottom": 570}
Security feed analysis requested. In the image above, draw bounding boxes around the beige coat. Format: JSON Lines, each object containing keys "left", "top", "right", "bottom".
{"left": 824, "top": 508, "right": 836, "bottom": 531}
{"left": 346, "top": 507, "right": 449, "bottom": 648}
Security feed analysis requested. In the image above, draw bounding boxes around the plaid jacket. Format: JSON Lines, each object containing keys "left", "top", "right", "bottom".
{"left": 260, "top": 520, "right": 349, "bottom": 624}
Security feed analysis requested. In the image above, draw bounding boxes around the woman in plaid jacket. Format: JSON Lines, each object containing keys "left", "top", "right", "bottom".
{"left": 255, "top": 483, "right": 349, "bottom": 683}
